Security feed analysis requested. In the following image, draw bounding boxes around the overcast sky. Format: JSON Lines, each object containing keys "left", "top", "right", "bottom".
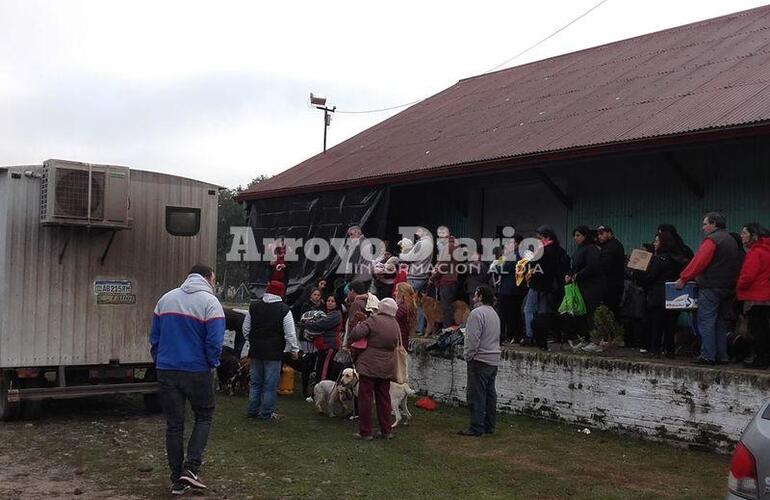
{"left": 1, "top": 0, "right": 767, "bottom": 188}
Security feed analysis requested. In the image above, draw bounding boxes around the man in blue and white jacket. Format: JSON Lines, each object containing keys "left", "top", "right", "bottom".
{"left": 149, "top": 264, "right": 225, "bottom": 495}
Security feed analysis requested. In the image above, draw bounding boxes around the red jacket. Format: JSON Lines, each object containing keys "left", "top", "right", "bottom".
{"left": 736, "top": 237, "right": 770, "bottom": 301}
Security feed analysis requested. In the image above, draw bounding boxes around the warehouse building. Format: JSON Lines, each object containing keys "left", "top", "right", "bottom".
{"left": 238, "top": 5, "right": 770, "bottom": 291}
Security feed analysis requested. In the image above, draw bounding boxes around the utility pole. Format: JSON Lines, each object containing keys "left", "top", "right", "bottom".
{"left": 310, "top": 93, "right": 335, "bottom": 153}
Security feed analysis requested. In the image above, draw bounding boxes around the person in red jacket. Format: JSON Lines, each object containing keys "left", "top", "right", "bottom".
{"left": 736, "top": 222, "right": 770, "bottom": 369}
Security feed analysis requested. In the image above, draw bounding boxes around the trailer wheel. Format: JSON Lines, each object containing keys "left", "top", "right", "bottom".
{"left": 0, "top": 371, "right": 21, "bottom": 422}
{"left": 142, "top": 368, "right": 162, "bottom": 414}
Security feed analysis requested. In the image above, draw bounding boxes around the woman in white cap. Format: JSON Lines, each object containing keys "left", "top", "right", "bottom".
{"left": 347, "top": 297, "right": 400, "bottom": 440}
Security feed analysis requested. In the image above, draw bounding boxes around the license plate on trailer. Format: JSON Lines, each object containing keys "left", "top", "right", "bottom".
{"left": 94, "top": 280, "right": 132, "bottom": 294}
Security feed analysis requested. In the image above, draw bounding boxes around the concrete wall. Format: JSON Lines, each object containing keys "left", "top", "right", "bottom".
{"left": 408, "top": 341, "right": 770, "bottom": 452}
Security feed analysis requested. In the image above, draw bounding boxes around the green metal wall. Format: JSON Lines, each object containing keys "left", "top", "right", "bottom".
{"left": 384, "top": 136, "right": 770, "bottom": 254}
{"left": 564, "top": 137, "right": 770, "bottom": 253}
{"left": 387, "top": 178, "right": 473, "bottom": 244}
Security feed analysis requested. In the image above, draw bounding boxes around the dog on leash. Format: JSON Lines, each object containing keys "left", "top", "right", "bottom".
{"left": 313, "top": 367, "right": 360, "bottom": 418}
{"left": 334, "top": 368, "right": 416, "bottom": 427}
{"left": 313, "top": 379, "right": 356, "bottom": 418}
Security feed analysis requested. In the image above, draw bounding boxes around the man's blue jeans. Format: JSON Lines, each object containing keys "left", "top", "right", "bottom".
{"left": 248, "top": 359, "right": 282, "bottom": 419}
{"left": 408, "top": 277, "right": 428, "bottom": 333}
{"left": 524, "top": 288, "right": 549, "bottom": 338}
{"left": 696, "top": 288, "right": 733, "bottom": 362}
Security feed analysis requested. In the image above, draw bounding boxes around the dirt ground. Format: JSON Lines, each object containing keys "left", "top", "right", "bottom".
{"left": 0, "top": 398, "right": 153, "bottom": 500}
{"left": 0, "top": 453, "right": 140, "bottom": 500}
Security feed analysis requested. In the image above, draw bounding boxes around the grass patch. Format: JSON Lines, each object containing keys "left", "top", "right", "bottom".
{"left": 0, "top": 391, "right": 730, "bottom": 499}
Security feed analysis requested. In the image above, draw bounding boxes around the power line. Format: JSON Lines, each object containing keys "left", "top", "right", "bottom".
{"left": 333, "top": 0, "right": 610, "bottom": 115}
{"left": 336, "top": 99, "right": 424, "bottom": 114}
{"left": 485, "top": 0, "right": 610, "bottom": 73}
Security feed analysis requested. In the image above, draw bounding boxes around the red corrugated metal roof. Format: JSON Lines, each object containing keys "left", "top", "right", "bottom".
{"left": 240, "top": 5, "right": 770, "bottom": 201}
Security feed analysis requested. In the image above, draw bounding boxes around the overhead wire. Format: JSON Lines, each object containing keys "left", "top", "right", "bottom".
{"left": 333, "top": 0, "right": 610, "bottom": 115}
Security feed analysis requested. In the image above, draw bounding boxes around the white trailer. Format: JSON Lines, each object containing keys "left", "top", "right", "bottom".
{"left": 0, "top": 159, "right": 219, "bottom": 419}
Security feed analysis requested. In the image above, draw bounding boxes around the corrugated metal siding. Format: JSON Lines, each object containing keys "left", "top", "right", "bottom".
{"left": 0, "top": 173, "right": 8, "bottom": 362}
{"left": 387, "top": 179, "right": 472, "bottom": 243}
{"left": 565, "top": 137, "right": 770, "bottom": 252}
{"left": 0, "top": 168, "right": 218, "bottom": 368}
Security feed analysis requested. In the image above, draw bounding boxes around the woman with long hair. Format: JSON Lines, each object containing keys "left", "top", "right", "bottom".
{"left": 637, "top": 232, "right": 684, "bottom": 356}
{"left": 300, "top": 288, "right": 323, "bottom": 315}
{"left": 565, "top": 226, "right": 604, "bottom": 339}
{"left": 497, "top": 235, "right": 527, "bottom": 343}
{"left": 304, "top": 294, "right": 344, "bottom": 381}
{"left": 737, "top": 222, "right": 770, "bottom": 368}
{"left": 394, "top": 282, "right": 417, "bottom": 349}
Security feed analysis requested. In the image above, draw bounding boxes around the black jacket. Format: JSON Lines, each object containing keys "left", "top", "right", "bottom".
{"left": 498, "top": 256, "right": 528, "bottom": 297}
{"left": 599, "top": 238, "right": 626, "bottom": 288}
{"left": 570, "top": 244, "right": 605, "bottom": 312}
{"left": 636, "top": 251, "right": 683, "bottom": 308}
{"left": 464, "top": 261, "right": 491, "bottom": 295}
{"left": 248, "top": 300, "right": 290, "bottom": 360}
{"left": 529, "top": 244, "right": 570, "bottom": 296}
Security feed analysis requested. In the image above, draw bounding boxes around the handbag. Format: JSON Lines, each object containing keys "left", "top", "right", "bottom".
{"left": 334, "top": 317, "right": 353, "bottom": 364}
{"left": 394, "top": 333, "right": 408, "bottom": 384}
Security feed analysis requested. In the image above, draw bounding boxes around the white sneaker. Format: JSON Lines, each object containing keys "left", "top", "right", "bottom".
{"left": 305, "top": 396, "right": 313, "bottom": 403}
{"left": 639, "top": 348, "right": 648, "bottom": 354}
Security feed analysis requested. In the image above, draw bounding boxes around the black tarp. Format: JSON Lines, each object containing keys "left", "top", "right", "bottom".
{"left": 245, "top": 186, "right": 390, "bottom": 302}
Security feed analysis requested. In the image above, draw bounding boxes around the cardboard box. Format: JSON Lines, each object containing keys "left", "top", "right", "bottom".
{"left": 665, "top": 281, "right": 698, "bottom": 310}
{"left": 627, "top": 249, "right": 653, "bottom": 271}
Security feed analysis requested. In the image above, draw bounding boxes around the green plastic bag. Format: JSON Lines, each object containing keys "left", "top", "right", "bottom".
{"left": 559, "top": 282, "right": 587, "bottom": 316}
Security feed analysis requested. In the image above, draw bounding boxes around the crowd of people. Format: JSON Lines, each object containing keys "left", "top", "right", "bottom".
{"left": 146, "top": 211, "right": 770, "bottom": 494}
{"left": 288, "top": 214, "right": 768, "bottom": 369}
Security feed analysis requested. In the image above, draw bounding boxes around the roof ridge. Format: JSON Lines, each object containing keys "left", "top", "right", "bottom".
{"left": 237, "top": 4, "right": 770, "bottom": 200}
{"left": 458, "top": 4, "right": 769, "bottom": 84}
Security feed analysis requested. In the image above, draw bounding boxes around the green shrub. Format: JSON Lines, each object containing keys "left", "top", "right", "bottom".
{"left": 589, "top": 305, "right": 625, "bottom": 346}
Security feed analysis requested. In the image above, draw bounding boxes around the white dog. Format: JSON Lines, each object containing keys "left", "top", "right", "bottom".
{"left": 313, "top": 380, "right": 356, "bottom": 418}
{"left": 389, "top": 382, "right": 416, "bottom": 428}
{"left": 313, "top": 369, "right": 359, "bottom": 418}
{"left": 337, "top": 368, "right": 416, "bottom": 428}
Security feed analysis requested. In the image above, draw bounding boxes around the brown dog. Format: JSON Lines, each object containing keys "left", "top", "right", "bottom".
{"left": 417, "top": 294, "right": 472, "bottom": 335}
{"left": 453, "top": 300, "right": 470, "bottom": 326}
{"left": 417, "top": 293, "right": 443, "bottom": 335}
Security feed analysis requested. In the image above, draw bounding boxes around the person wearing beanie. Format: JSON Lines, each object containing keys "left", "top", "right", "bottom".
{"left": 348, "top": 296, "right": 400, "bottom": 440}
{"left": 242, "top": 280, "right": 299, "bottom": 420}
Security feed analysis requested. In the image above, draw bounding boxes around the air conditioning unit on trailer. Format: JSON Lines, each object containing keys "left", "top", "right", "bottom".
{"left": 39, "top": 159, "right": 131, "bottom": 229}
